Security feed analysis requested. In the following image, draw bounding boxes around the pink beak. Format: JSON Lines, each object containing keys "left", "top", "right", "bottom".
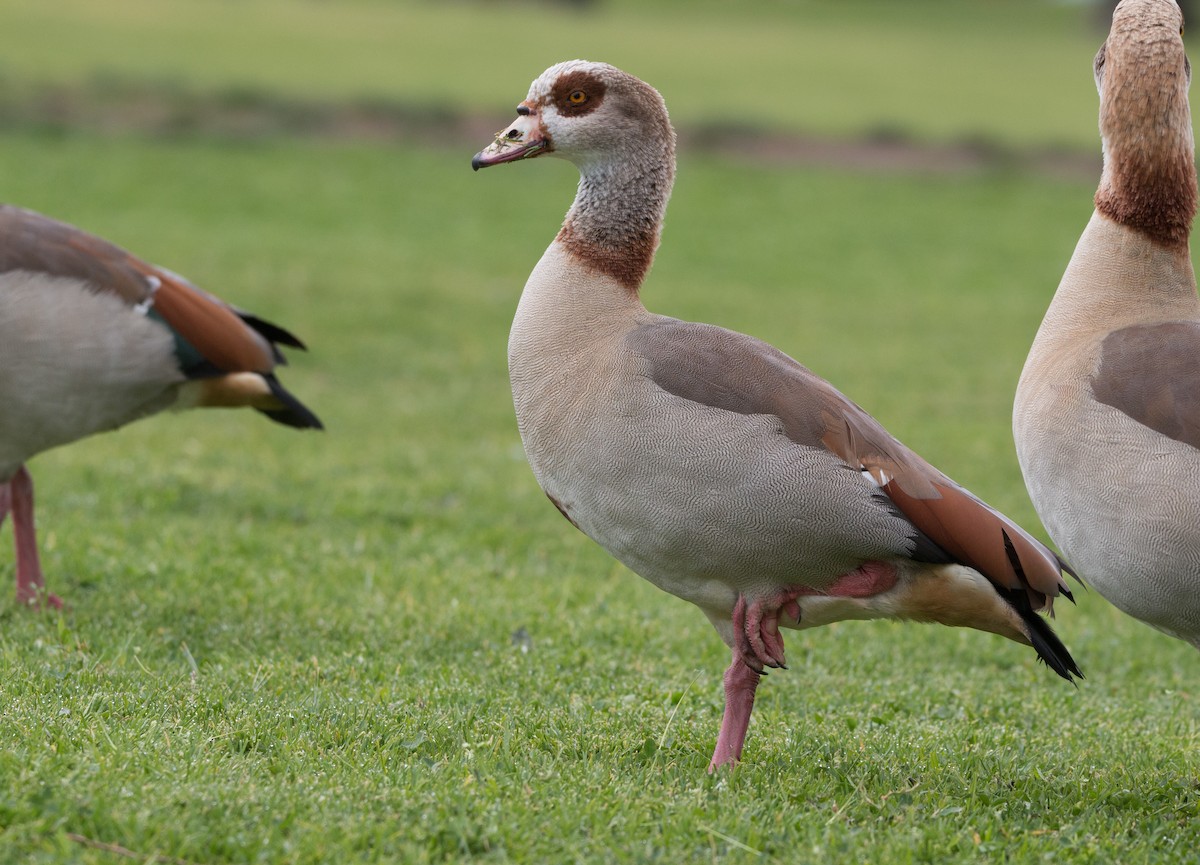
{"left": 472, "top": 112, "right": 550, "bottom": 170}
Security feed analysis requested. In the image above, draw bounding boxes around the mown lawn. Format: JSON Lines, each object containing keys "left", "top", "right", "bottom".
{"left": 2, "top": 1, "right": 1199, "bottom": 862}
{"left": 0, "top": 126, "right": 1197, "bottom": 864}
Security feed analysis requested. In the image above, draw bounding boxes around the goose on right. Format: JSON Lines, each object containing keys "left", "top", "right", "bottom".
{"left": 1014, "top": 0, "right": 1200, "bottom": 648}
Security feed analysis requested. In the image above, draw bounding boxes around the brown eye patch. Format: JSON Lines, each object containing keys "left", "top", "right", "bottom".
{"left": 551, "top": 70, "right": 606, "bottom": 116}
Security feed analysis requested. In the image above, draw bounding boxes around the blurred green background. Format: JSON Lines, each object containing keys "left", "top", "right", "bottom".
{"left": 0, "top": 0, "right": 1132, "bottom": 149}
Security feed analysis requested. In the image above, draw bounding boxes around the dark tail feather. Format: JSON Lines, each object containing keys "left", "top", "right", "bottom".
{"left": 1015, "top": 595, "right": 1083, "bottom": 683}
{"left": 1001, "top": 527, "right": 1079, "bottom": 611}
{"left": 258, "top": 373, "right": 323, "bottom": 430}
{"left": 1059, "top": 558, "right": 1085, "bottom": 596}
{"left": 996, "top": 536, "right": 1081, "bottom": 682}
{"left": 237, "top": 311, "right": 309, "bottom": 365}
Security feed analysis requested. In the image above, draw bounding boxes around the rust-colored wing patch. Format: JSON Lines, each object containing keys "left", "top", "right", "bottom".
{"left": 1092, "top": 321, "right": 1200, "bottom": 450}
{"left": 881, "top": 474, "right": 1068, "bottom": 609}
{"left": 822, "top": 406, "right": 1069, "bottom": 609}
{"left": 136, "top": 266, "right": 275, "bottom": 373}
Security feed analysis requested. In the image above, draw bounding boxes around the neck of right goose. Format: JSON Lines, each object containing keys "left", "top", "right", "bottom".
{"left": 1094, "top": 56, "right": 1197, "bottom": 252}
{"left": 556, "top": 138, "right": 675, "bottom": 297}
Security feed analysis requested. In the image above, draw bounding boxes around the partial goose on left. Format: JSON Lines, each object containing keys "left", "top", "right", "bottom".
{"left": 0, "top": 205, "right": 322, "bottom": 608}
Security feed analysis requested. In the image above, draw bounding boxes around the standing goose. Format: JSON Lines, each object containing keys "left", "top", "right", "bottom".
{"left": 1014, "top": 0, "right": 1200, "bottom": 647}
{"left": 0, "top": 205, "right": 322, "bottom": 608}
{"left": 473, "top": 61, "right": 1080, "bottom": 770}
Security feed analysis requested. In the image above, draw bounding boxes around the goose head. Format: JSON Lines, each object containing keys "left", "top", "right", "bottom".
{"left": 471, "top": 60, "right": 674, "bottom": 174}
{"left": 473, "top": 61, "right": 677, "bottom": 292}
{"left": 1096, "top": 0, "right": 1190, "bottom": 140}
{"left": 1094, "top": 0, "right": 1196, "bottom": 246}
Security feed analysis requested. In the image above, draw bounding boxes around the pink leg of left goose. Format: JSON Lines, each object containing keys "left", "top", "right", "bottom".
{"left": 2, "top": 466, "right": 62, "bottom": 609}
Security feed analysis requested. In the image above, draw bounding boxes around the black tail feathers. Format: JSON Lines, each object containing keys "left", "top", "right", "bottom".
{"left": 258, "top": 373, "right": 323, "bottom": 430}
{"left": 1012, "top": 591, "right": 1083, "bottom": 683}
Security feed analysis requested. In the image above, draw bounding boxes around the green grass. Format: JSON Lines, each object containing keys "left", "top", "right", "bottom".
{"left": 1, "top": 0, "right": 1200, "bottom": 860}
{"left": 0, "top": 127, "right": 1198, "bottom": 864}
{"left": 0, "top": 0, "right": 1119, "bottom": 149}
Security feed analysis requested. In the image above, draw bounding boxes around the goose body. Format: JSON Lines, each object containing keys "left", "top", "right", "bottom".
{"left": 0, "top": 205, "right": 321, "bottom": 607}
{"left": 1014, "top": 0, "right": 1200, "bottom": 646}
{"left": 475, "top": 60, "right": 1079, "bottom": 770}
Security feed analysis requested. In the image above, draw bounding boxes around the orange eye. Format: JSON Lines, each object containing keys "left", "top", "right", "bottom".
{"left": 568, "top": 90, "right": 587, "bottom": 104}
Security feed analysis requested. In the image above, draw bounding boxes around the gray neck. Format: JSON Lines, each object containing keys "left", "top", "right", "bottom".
{"left": 556, "top": 142, "right": 675, "bottom": 294}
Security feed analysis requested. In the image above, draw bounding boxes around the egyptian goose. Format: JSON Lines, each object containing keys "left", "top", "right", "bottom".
{"left": 1014, "top": 0, "right": 1200, "bottom": 648}
{"left": 473, "top": 60, "right": 1080, "bottom": 770}
{"left": 0, "top": 205, "right": 321, "bottom": 608}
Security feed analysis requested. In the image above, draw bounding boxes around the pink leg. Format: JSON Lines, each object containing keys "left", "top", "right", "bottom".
{"left": 10, "top": 466, "right": 61, "bottom": 609}
{"left": 0, "top": 478, "right": 10, "bottom": 531}
{"left": 711, "top": 590, "right": 800, "bottom": 771}
{"left": 708, "top": 651, "right": 761, "bottom": 771}
{"left": 709, "top": 565, "right": 899, "bottom": 768}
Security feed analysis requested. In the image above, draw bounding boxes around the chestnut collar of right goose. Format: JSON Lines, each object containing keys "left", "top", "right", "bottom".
{"left": 1093, "top": 0, "right": 1196, "bottom": 250}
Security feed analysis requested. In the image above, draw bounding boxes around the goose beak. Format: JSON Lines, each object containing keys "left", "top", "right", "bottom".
{"left": 472, "top": 113, "right": 550, "bottom": 170}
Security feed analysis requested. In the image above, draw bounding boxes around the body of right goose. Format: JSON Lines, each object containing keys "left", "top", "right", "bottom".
{"left": 1014, "top": 0, "right": 1200, "bottom": 647}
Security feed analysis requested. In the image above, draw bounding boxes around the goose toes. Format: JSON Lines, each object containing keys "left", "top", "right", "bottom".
{"left": 731, "top": 595, "right": 763, "bottom": 672}
{"left": 747, "top": 604, "right": 787, "bottom": 669}
{"left": 732, "top": 592, "right": 793, "bottom": 671}
{"left": 16, "top": 586, "right": 63, "bottom": 611}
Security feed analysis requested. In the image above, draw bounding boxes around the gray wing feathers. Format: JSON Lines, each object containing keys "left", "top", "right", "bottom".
{"left": 625, "top": 318, "right": 1070, "bottom": 609}
{"left": 0, "top": 205, "right": 154, "bottom": 305}
{"left": 1093, "top": 321, "right": 1200, "bottom": 450}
